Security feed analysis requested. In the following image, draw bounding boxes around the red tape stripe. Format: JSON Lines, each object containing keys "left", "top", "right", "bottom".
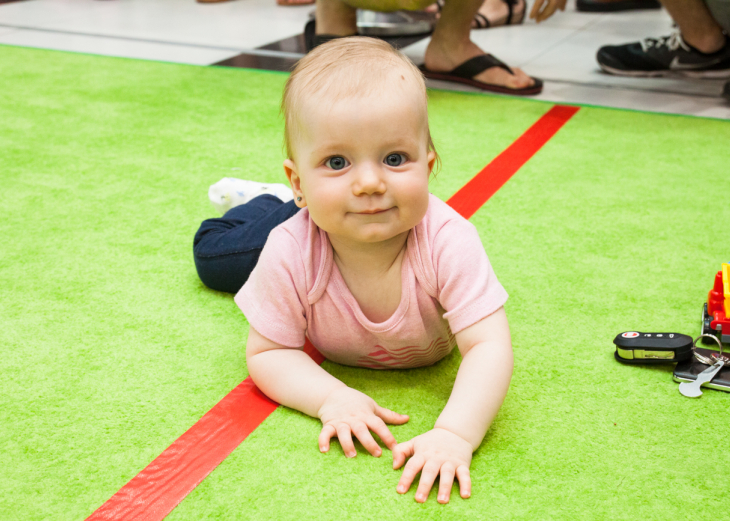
{"left": 87, "top": 339, "right": 323, "bottom": 521}
{"left": 87, "top": 104, "right": 578, "bottom": 521}
{"left": 447, "top": 105, "right": 579, "bottom": 219}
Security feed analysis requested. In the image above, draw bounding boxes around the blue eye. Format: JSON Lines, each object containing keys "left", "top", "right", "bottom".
{"left": 385, "top": 153, "right": 406, "bottom": 167}
{"left": 325, "top": 156, "right": 349, "bottom": 170}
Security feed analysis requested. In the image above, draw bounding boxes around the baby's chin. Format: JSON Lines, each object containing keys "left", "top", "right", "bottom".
{"left": 327, "top": 224, "right": 412, "bottom": 246}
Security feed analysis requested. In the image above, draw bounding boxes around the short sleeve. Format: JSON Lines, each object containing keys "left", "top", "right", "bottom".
{"left": 235, "top": 228, "right": 308, "bottom": 347}
{"left": 433, "top": 218, "right": 508, "bottom": 334}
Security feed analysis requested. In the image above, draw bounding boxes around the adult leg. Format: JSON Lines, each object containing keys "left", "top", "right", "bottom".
{"left": 661, "top": 0, "right": 725, "bottom": 53}
{"left": 315, "top": 0, "right": 534, "bottom": 90}
{"left": 425, "top": 0, "right": 533, "bottom": 89}
{"left": 596, "top": 0, "right": 730, "bottom": 77}
{"left": 193, "top": 195, "right": 301, "bottom": 293}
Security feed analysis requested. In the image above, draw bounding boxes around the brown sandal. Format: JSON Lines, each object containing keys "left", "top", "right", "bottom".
{"left": 419, "top": 54, "right": 543, "bottom": 96}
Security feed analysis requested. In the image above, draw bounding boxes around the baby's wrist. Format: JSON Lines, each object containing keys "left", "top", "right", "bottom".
{"left": 433, "top": 423, "right": 480, "bottom": 452}
{"left": 315, "top": 382, "right": 349, "bottom": 418}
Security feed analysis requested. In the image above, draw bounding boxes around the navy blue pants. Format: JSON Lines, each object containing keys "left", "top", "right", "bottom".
{"left": 193, "top": 195, "right": 301, "bottom": 293}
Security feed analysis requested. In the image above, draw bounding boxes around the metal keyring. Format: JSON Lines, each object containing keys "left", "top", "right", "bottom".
{"left": 692, "top": 334, "right": 725, "bottom": 366}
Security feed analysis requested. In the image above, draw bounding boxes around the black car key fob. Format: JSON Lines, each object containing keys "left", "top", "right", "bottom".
{"left": 613, "top": 332, "right": 693, "bottom": 364}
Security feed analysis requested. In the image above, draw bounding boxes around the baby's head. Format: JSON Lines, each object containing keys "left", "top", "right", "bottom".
{"left": 281, "top": 38, "right": 439, "bottom": 245}
{"left": 282, "top": 37, "right": 437, "bottom": 165}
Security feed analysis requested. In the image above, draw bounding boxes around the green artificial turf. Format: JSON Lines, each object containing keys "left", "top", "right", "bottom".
{"left": 1, "top": 45, "right": 729, "bottom": 521}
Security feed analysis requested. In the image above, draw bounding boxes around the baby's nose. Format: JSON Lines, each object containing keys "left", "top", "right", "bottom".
{"left": 353, "top": 164, "right": 386, "bottom": 194}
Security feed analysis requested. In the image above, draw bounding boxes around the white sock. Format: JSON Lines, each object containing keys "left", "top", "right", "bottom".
{"left": 208, "top": 178, "right": 294, "bottom": 215}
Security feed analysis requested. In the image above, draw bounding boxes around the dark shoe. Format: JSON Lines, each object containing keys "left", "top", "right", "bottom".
{"left": 419, "top": 54, "right": 543, "bottom": 95}
{"left": 576, "top": 0, "right": 660, "bottom": 12}
{"left": 597, "top": 31, "right": 730, "bottom": 78}
{"left": 304, "top": 19, "right": 357, "bottom": 52}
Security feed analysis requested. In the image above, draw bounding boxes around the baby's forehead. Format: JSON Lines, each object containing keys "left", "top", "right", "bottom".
{"left": 301, "top": 69, "right": 425, "bottom": 116}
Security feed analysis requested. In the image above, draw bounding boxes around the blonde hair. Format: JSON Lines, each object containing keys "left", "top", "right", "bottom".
{"left": 281, "top": 37, "right": 439, "bottom": 169}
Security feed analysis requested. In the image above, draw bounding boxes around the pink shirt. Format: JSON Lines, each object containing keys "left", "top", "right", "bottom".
{"left": 236, "top": 194, "right": 507, "bottom": 369}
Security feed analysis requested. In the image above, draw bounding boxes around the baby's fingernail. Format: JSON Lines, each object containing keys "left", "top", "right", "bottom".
{"left": 374, "top": 450, "right": 381, "bottom": 457}
{"left": 438, "top": 495, "right": 447, "bottom": 503}
{"left": 348, "top": 451, "right": 356, "bottom": 458}
{"left": 416, "top": 494, "right": 424, "bottom": 502}
{"left": 397, "top": 485, "right": 405, "bottom": 493}
{"left": 319, "top": 446, "right": 326, "bottom": 452}
{"left": 463, "top": 492, "right": 471, "bottom": 498}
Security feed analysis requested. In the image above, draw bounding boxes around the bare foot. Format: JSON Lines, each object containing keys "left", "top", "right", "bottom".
{"left": 424, "top": 38, "right": 534, "bottom": 89}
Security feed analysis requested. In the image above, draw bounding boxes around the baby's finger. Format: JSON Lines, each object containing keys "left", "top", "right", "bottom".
{"left": 318, "top": 424, "right": 336, "bottom": 452}
{"left": 365, "top": 416, "right": 397, "bottom": 450}
{"left": 456, "top": 465, "right": 472, "bottom": 499}
{"left": 397, "top": 454, "right": 425, "bottom": 494}
{"left": 392, "top": 440, "right": 414, "bottom": 470}
{"left": 336, "top": 424, "right": 357, "bottom": 458}
{"left": 374, "top": 405, "right": 409, "bottom": 426}
{"left": 414, "top": 461, "right": 440, "bottom": 503}
{"left": 437, "top": 463, "right": 456, "bottom": 504}
{"left": 351, "top": 421, "right": 382, "bottom": 457}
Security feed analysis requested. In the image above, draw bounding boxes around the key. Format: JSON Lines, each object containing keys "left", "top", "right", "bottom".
{"left": 613, "top": 332, "right": 693, "bottom": 364}
{"left": 679, "top": 360, "right": 725, "bottom": 398}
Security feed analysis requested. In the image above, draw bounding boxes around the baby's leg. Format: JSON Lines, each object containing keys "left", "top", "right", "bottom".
{"left": 193, "top": 195, "right": 300, "bottom": 293}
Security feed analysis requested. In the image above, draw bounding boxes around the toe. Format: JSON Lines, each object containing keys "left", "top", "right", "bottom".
{"left": 474, "top": 66, "right": 533, "bottom": 90}
{"left": 509, "top": 67, "right": 534, "bottom": 88}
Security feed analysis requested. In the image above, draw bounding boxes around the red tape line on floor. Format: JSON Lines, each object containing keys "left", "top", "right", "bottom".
{"left": 86, "top": 104, "right": 578, "bottom": 521}
{"left": 87, "top": 340, "right": 323, "bottom": 521}
{"left": 447, "top": 105, "right": 580, "bottom": 218}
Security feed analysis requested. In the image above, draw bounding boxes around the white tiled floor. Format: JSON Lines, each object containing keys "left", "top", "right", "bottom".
{"left": 1, "top": 0, "right": 729, "bottom": 118}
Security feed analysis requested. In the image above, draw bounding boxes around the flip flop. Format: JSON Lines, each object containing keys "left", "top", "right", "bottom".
{"left": 433, "top": 0, "right": 525, "bottom": 29}
{"left": 419, "top": 54, "right": 543, "bottom": 96}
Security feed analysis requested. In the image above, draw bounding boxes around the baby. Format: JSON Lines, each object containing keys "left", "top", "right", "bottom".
{"left": 195, "top": 37, "right": 513, "bottom": 504}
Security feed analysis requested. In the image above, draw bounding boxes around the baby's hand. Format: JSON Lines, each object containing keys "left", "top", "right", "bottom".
{"left": 392, "top": 428, "right": 473, "bottom": 504}
{"left": 318, "top": 386, "right": 409, "bottom": 458}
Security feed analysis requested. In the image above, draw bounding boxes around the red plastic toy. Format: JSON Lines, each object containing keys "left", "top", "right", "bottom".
{"left": 701, "top": 263, "right": 730, "bottom": 344}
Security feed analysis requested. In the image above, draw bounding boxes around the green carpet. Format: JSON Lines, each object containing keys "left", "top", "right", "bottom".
{"left": 1, "top": 45, "right": 729, "bottom": 521}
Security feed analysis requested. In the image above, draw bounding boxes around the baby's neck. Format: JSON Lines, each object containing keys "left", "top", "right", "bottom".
{"left": 330, "top": 231, "right": 409, "bottom": 277}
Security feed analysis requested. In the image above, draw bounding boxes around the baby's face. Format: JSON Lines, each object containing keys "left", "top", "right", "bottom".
{"left": 285, "top": 77, "right": 435, "bottom": 248}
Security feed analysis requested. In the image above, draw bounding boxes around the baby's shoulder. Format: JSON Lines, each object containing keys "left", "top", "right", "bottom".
{"left": 265, "top": 208, "right": 331, "bottom": 299}
{"left": 419, "top": 194, "right": 477, "bottom": 241}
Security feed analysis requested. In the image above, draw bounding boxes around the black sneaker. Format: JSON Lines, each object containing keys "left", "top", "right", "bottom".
{"left": 597, "top": 30, "right": 730, "bottom": 78}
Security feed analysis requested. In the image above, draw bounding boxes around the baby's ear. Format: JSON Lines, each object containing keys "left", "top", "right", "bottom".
{"left": 427, "top": 150, "right": 437, "bottom": 175}
{"left": 283, "top": 159, "right": 306, "bottom": 208}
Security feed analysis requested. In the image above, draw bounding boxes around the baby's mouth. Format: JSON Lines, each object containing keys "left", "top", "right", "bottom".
{"left": 356, "top": 207, "right": 392, "bottom": 215}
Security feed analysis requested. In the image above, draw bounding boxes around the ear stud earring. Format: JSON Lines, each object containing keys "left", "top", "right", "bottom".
{"left": 297, "top": 197, "right": 302, "bottom": 202}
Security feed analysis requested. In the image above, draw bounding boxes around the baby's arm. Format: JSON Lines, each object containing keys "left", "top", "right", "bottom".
{"left": 392, "top": 307, "right": 513, "bottom": 503}
{"left": 246, "top": 326, "right": 409, "bottom": 457}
